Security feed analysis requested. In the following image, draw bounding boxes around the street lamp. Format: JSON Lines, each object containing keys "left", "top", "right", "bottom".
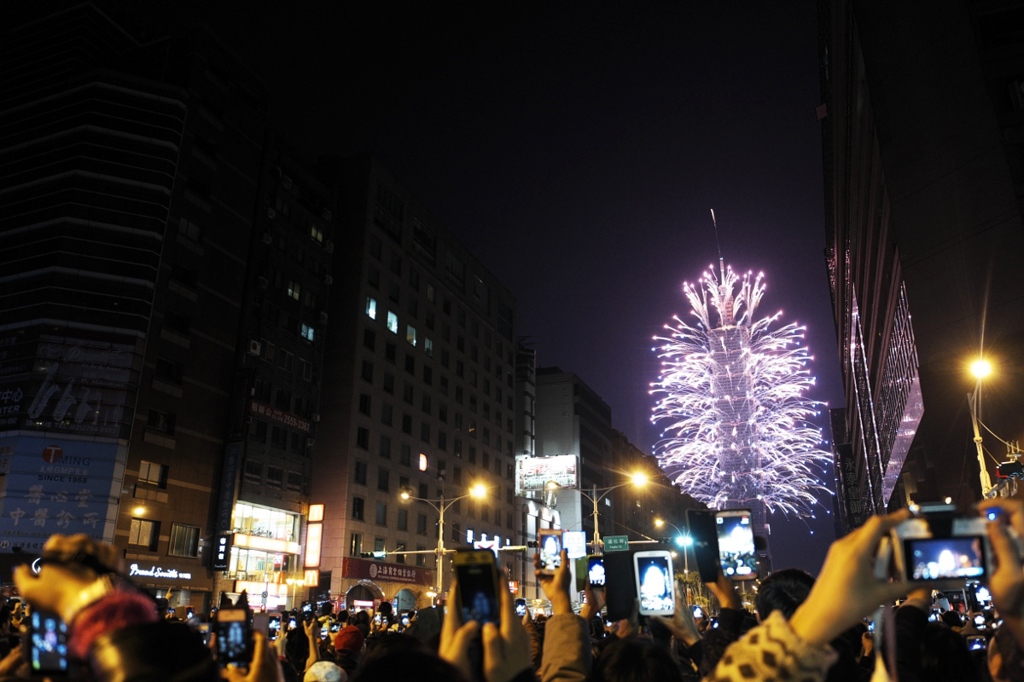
{"left": 550, "top": 471, "right": 649, "bottom": 552}
{"left": 399, "top": 482, "right": 488, "bottom": 600}
{"left": 654, "top": 517, "right": 692, "bottom": 574}
{"left": 968, "top": 357, "right": 994, "bottom": 498}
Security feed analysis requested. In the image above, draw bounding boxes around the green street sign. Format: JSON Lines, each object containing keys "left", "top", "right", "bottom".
{"left": 603, "top": 535, "right": 629, "bottom": 552}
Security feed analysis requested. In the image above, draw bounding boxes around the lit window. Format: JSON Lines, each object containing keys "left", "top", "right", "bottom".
{"left": 287, "top": 280, "right": 301, "bottom": 301}
{"left": 387, "top": 312, "right": 398, "bottom": 334}
{"left": 466, "top": 528, "right": 474, "bottom": 544}
{"left": 138, "top": 460, "right": 167, "bottom": 487}
{"left": 418, "top": 453, "right": 428, "bottom": 471}
{"left": 168, "top": 524, "right": 200, "bottom": 557}
{"left": 424, "top": 338, "right": 433, "bottom": 357}
{"left": 129, "top": 518, "right": 159, "bottom": 549}
{"left": 301, "top": 323, "right": 315, "bottom": 342}
{"left": 365, "top": 297, "right": 377, "bottom": 320}
{"left": 406, "top": 325, "right": 417, "bottom": 347}
{"left": 310, "top": 225, "right": 324, "bottom": 243}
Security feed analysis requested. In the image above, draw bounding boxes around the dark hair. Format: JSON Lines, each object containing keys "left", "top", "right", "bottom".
{"left": 351, "top": 649, "right": 469, "bottom": 682}
{"left": 940, "top": 610, "right": 964, "bottom": 628}
{"left": 378, "top": 601, "right": 393, "bottom": 616}
{"left": 918, "top": 623, "right": 982, "bottom": 682}
{"left": 698, "top": 627, "right": 739, "bottom": 678}
{"left": 755, "top": 568, "right": 815, "bottom": 620}
{"left": 337, "top": 609, "right": 349, "bottom": 623}
{"left": 593, "top": 637, "right": 685, "bottom": 682}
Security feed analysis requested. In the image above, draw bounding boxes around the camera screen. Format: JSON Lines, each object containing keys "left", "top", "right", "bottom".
{"left": 29, "top": 611, "right": 68, "bottom": 674}
{"left": 588, "top": 557, "right": 606, "bottom": 587}
{"left": 691, "top": 605, "right": 704, "bottom": 619}
{"left": 539, "top": 532, "right": 562, "bottom": 571}
{"left": 216, "top": 609, "right": 250, "bottom": 664}
{"left": 456, "top": 559, "right": 500, "bottom": 626}
{"left": 716, "top": 513, "right": 757, "bottom": 578}
{"left": 636, "top": 554, "right": 674, "bottom": 614}
{"left": 904, "top": 536, "right": 986, "bottom": 581}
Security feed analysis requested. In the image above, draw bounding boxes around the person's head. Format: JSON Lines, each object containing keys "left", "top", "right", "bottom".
{"left": 337, "top": 609, "right": 349, "bottom": 624}
{"left": 377, "top": 601, "right": 393, "bottom": 616}
{"left": 352, "top": 610, "right": 370, "bottom": 626}
{"left": 990, "top": 624, "right": 1024, "bottom": 682}
{"left": 593, "top": 637, "right": 685, "bottom": 682}
{"left": 305, "top": 660, "right": 347, "bottom": 682}
{"left": 940, "top": 610, "right": 964, "bottom": 628}
{"left": 918, "top": 622, "right": 982, "bottom": 682}
{"left": 755, "top": 568, "right": 816, "bottom": 621}
{"left": 350, "top": 649, "right": 468, "bottom": 682}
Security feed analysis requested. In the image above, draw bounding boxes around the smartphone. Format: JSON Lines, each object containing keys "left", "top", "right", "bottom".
{"left": 538, "top": 529, "right": 563, "bottom": 574}
{"left": 587, "top": 555, "right": 606, "bottom": 588}
{"left": 975, "top": 614, "right": 986, "bottom": 626}
{"left": 288, "top": 617, "right": 297, "bottom": 631}
{"left": 374, "top": 613, "right": 382, "bottom": 625}
{"left": 866, "top": 620, "right": 875, "bottom": 633}
{"left": 686, "top": 509, "right": 721, "bottom": 582}
{"left": 454, "top": 549, "right": 501, "bottom": 626}
{"left": 514, "top": 598, "right": 527, "bottom": 617}
{"left": 716, "top": 510, "right": 758, "bottom": 580}
{"left": 215, "top": 607, "right": 253, "bottom": 667}
{"left": 967, "top": 635, "right": 986, "bottom": 650}
{"left": 401, "top": 615, "right": 411, "bottom": 626}
{"left": 903, "top": 536, "right": 987, "bottom": 581}
{"left": 27, "top": 610, "right": 69, "bottom": 676}
{"left": 633, "top": 550, "right": 675, "bottom": 616}
{"left": 329, "top": 622, "right": 340, "bottom": 633}
{"left": 197, "top": 622, "right": 211, "bottom": 647}
{"left": 186, "top": 607, "right": 195, "bottom": 620}
{"left": 691, "top": 605, "right": 704, "bottom": 619}
{"left": 268, "top": 615, "right": 281, "bottom": 640}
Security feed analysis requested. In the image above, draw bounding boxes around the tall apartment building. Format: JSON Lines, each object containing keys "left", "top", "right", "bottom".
{"left": 313, "top": 156, "right": 518, "bottom": 609}
{"left": 0, "top": 5, "right": 331, "bottom": 612}
{"left": 818, "top": 0, "right": 1024, "bottom": 527}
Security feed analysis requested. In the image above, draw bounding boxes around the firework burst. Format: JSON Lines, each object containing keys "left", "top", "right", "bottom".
{"left": 651, "top": 259, "right": 832, "bottom": 519}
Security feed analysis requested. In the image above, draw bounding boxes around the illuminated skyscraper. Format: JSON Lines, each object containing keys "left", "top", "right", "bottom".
{"left": 651, "top": 259, "right": 832, "bottom": 559}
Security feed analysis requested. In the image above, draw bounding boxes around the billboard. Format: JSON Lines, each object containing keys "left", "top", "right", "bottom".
{"left": 515, "top": 455, "right": 579, "bottom": 496}
{"left": 0, "top": 435, "right": 125, "bottom": 550}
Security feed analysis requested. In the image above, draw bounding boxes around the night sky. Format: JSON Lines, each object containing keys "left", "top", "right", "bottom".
{"left": 129, "top": 1, "right": 839, "bottom": 573}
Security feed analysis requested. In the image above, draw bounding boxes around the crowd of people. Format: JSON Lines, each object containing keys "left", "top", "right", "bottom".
{"left": 3, "top": 498, "right": 1024, "bottom": 681}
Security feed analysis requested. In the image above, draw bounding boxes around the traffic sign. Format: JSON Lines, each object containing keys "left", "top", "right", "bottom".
{"left": 603, "top": 535, "right": 629, "bottom": 552}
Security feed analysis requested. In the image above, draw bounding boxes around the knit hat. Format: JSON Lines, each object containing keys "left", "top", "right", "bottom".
{"left": 304, "top": 661, "right": 347, "bottom": 682}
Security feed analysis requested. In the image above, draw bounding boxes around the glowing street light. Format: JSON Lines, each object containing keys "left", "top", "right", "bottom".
{"left": 551, "top": 471, "right": 648, "bottom": 553}
{"left": 398, "top": 482, "right": 489, "bottom": 600}
{"left": 654, "top": 517, "right": 691, "bottom": 573}
{"left": 968, "top": 356, "right": 995, "bottom": 497}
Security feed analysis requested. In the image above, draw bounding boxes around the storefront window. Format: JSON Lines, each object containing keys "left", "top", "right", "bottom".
{"left": 231, "top": 503, "right": 299, "bottom": 541}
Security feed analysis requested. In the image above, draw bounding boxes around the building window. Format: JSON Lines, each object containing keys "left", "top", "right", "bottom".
{"left": 375, "top": 502, "right": 388, "bottom": 526}
{"left": 359, "top": 394, "right": 372, "bottom": 416}
{"left": 406, "top": 325, "right": 417, "bottom": 347}
{"left": 365, "top": 297, "right": 378, "bottom": 320}
{"left": 286, "top": 471, "right": 303, "bottom": 492}
{"left": 424, "top": 338, "right": 434, "bottom": 357}
{"left": 168, "top": 524, "right": 200, "bottom": 557}
{"left": 357, "top": 428, "right": 370, "bottom": 449}
{"left": 416, "top": 513, "right": 427, "bottom": 535}
{"left": 355, "top": 461, "right": 367, "bottom": 485}
{"left": 400, "top": 444, "right": 411, "bottom": 467}
{"left": 397, "top": 509, "right": 409, "bottom": 531}
{"left": 287, "top": 280, "right": 301, "bottom": 301}
{"left": 128, "top": 518, "right": 159, "bottom": 550}
{"left": 138, "top": 460, "right": 167, "bottom": 487}
{"left": 300, "top": 323, "right": 316, "bottom": 342}
{"left": 146, "top": 410, "right": 175, "bottom": 435}
{"left": 379, "top": 435, "right": 392, "bottom": 459}
{"left": 387, "top": 312, "right": 398, "bottom": 334}
{"left": 243, "top": 460, "right": 262, "bottom": 484}
{"left": 361, "top": 361, "right": 374, "bottom": 382}
{"left": 381, "top": 403, "right": 393, "bottom": 426}
{"left": 378, "top": 468, "right": 390, "bottom": 492}
{"left": 310, "top": 224, "right": 324, "bottom": 243}
{"left": 350, "top": 533, "right": 362, "bottom": 557}
{"left": 352, "top": 497, "right": 365, "bottom": 521}
{"left": 416, "top": 546, "right": 426, "bottom": 566}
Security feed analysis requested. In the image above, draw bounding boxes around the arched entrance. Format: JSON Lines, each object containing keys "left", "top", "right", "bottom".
{"left": 393, "top": 588, "right": 417, "bottom": 612}
{"left": 345, "top": 580, "right": 383, "bottom": 611}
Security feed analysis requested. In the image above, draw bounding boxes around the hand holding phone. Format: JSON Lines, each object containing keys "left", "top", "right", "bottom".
{"left": 587, "top": 555, "right": 606, "bottom": 588}
{"left": 634, "top": 550, "right": 675, "bottom": 616}
{"left": 215, "top": 607, "right": 253, "bottom": 667}
{"left": 454, "top": 549, "right": 501, "bottom": 626}
{"left": 27, "top": 610, "right": 69, "bottom": 675}
{"left": 538, "top": 530, "right": 563, "bottom": 574}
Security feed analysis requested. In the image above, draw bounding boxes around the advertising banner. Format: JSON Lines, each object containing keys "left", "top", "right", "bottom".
{"left": 515, "top": 455, "right": 579, "bottom": 495}
{"left": 0, "top": 435, "right": 125, "bottom": 550}
{"left": 341, "top": 557, "right": 434, "bottom": 585}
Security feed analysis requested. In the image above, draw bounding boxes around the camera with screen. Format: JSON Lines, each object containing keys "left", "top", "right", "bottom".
{"left": 877, "top": 502, "right": 995, "bottom": 589}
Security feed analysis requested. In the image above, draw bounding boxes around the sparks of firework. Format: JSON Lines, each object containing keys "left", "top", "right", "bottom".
{"left": 650, "top": 259, "right": 833, "bottom": 518}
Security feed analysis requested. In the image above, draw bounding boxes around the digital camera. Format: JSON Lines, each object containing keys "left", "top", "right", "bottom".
{"left": 877, "top": 503, "right": 994, "bottom": 589}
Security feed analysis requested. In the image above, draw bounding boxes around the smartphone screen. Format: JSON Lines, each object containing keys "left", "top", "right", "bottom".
{"left": 691, "top": 605, "right": 704, "bottom": 619}
{"left": 454, "top": 549, "right": 501, "bottom": 626}
{"left": 268, "top": 615, "right": 281, "bottom": 640}
{"left": 216, "top": 608, "right": 253, "bottom": 666}
{"left": 633, "top": 550, "right": 675, "bottom": 616}
{"left": 538, "top": 530, "right": 563, "bottom": 573}
{"left": 903, "top": 536, "right": 987, "bottom": 581}
{"left": 28, "top": 610, "right": 68, "bottom": 675}
{"left": 514, "top": 598, "right": 527, "bottom": 617}
{"left": 587, "top": 555, "right": 606, "bottom": 587}
{"left": 716, "top": 510, "right": 758, "bottom": 580}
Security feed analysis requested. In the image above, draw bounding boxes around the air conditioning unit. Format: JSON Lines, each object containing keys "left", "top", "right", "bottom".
{"left": 319, "top": 311, "right": 329, "bottom": 325}
{"left": 257, "top": 276, "right": 269, "bottom": 290}
{"left": 311, "top": 413, "right": 321, "bottom": 422}
{"left": 281, "top": 175, "right": 293, "bottom": 190}
{"left": 306, "top": 437, "right": 315, "bottom": 447}
{"left": 266, "top": 207, "right": 277, "bottom": 219}
{"left": 324, "top": 240, "right": 334, "bottom": 254}
{"left": 323, "top": 274, "right": 333, "bottom": 285}
{"left": 321, "top": 208, "right": 332, "bottom": 221}
{"left": 248, "top": 339, "right": 262, "bottom": 356}
{"left": 261, "top": 231, "right": 273, "bottom": 245}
